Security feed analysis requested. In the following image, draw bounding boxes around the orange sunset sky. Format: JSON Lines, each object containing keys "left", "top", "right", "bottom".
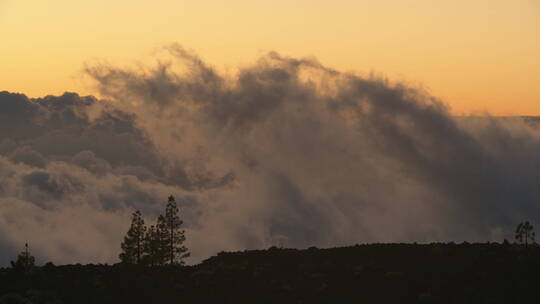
{"left": 1, "top": 0, "right": 539, "bottom": 115}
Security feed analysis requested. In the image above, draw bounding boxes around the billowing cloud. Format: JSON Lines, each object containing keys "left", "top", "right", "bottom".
{"left": 1, "top": 45, "right": 539, "bottom": 265}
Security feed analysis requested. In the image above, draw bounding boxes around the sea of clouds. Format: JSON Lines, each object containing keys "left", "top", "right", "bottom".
{"left": 1, "top": 45, "right": 539, "bottom": 265}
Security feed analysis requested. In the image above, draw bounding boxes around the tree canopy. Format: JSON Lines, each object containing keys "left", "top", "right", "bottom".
{"left": 119, "top": 210, "right": 146, "bottom": 264}
{"left": 119, "top": 195, "right": 189, "bottom": 266}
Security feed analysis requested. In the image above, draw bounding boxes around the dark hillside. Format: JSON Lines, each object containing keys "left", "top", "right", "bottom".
{"left": 1, "top": 243, "right": 539, "bottom": 303}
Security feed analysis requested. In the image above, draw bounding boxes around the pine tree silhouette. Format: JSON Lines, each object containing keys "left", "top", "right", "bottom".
{"left": 515, "top": 221, "right": 535, "bottom": 247}
{"left": 119, "top": 210, "right": 147, "bottom": 264}
{"left": 143, "top": 224, "right": 167, "bottom": 266}
{"left": 158, "top": 195, "right": 189, "bottom": 265}
{"left": 10, "top": 243, "right": 35, "bottom": 273}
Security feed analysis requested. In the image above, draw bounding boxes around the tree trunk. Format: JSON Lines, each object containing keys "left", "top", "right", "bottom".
{"left": 137, "top": 235, "right": 140, "bottom": 264}
{"left": 170, "top": 223, "right": 174, "bottom": 265}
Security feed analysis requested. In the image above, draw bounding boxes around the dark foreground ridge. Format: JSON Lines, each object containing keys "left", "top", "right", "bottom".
{"left": 1, "top": 243, "right": 539, "bottom": 303}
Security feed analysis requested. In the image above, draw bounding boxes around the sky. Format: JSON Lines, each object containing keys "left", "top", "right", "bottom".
{"left": 1, "top": 0, "right": 539, "bottom": 115}
{"left": 1, "top": 1, "right": 540, "bottom": 266}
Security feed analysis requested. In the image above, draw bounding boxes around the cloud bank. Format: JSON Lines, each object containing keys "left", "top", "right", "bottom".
{"left": 1, "top": 45, "right": 539, "bottom": 265}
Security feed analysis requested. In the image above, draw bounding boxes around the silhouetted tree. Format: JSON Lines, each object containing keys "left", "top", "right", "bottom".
{"left": 10, "top": 243, "right": 35, "bottom": 273}
{"left": 120, "top": 210, "right": 147, "bottom": 264}
{"left": 158, "top": 195, "right": 189, "bottom": 265}
{"left": 143, "top": 224, "right": 167, "bottom": 266}
{"left": 515, "top": 221, "right": 535, "bottom": 247}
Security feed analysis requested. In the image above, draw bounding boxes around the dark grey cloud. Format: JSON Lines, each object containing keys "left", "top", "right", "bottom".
{"left": 1, "top": 46, "right": 539, "bottom": 265}
{"left": 0, "top": 91, "right": 225, "bottom": 190}
{"left": 22, "top": 171, "right": 75, "bottom": 199}
{"left": 9, "top": 146, "right": 46, "bottom": 168}
{"left": 71, "top": 150, "right": 112, "bottom": 176}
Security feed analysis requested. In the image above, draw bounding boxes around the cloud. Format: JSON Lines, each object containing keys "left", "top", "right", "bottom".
{"left": 1, "top": 46, "right": 540, "bottom": 265}
{"left": 9, "top": 146, "right": 47, "bottom": 168}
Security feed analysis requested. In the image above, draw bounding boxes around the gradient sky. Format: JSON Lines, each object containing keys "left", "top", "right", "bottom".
{"left": 3, "top": 3, "right": 540, "bottom": 265}
{"left": 1, "top": 0, "right": 539, "bottom": 114}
